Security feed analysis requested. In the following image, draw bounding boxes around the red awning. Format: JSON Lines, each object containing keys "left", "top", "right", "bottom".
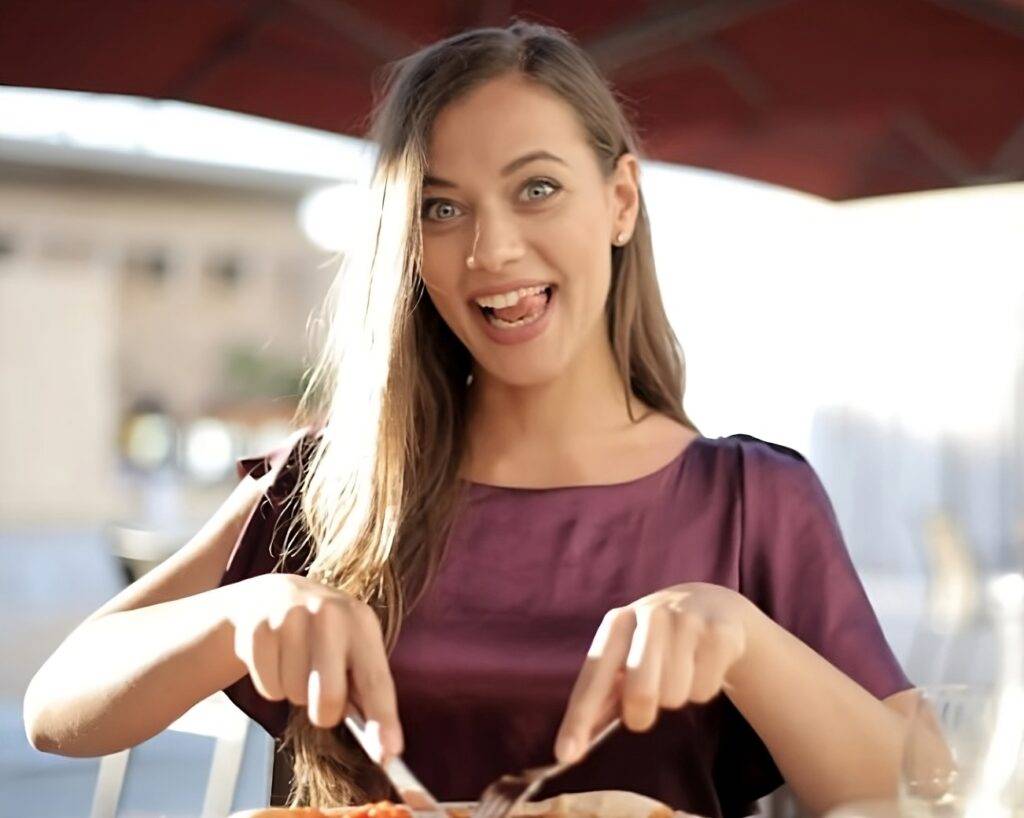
{"left": 2, "top": 0, "right": 1022, "bottom": 200}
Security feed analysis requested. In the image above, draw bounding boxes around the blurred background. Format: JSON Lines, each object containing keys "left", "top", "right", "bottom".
{"left": 1, "top": 0, "right": 1023, "bottom": 816}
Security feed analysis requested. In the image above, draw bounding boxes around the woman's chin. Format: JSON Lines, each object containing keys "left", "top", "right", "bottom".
{"left": 473, "top": 356, "right": 566, "bottom": 389}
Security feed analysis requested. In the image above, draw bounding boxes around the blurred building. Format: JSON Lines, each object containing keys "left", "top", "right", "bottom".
{"left": 0, "top": 147, "right": 333, "bottom": 525}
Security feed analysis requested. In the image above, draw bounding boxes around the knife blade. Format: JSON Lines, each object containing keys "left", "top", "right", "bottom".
{"left": 343, "top": 705, "right": 447, "bottom": 816}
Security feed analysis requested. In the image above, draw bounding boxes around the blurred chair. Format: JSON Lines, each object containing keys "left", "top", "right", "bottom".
{"left": 90, "top": 691, "right": 270, "bottom": 818}
{"left": 106, "top": 523, "right": 187, "bottom": 585}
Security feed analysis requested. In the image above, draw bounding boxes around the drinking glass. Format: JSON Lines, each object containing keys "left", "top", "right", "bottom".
{"left": 900, "top": 684, "right": 1023, "bottom": 818}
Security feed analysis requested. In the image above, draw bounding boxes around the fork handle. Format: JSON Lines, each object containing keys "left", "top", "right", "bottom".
{"left": 553, "top": 715, "right": 621, "bottom": 773}
{"left": 590, "top": 715, "right": 621, "bottom": 748}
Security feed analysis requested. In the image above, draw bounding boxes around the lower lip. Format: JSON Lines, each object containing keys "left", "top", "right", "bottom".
{"left": 472, "top": 286, "right": 557, "bottom": 346}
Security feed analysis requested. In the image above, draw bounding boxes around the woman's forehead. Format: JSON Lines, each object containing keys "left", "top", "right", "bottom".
{"left": 425, "top": 76, "right": 590, "bottom": 181}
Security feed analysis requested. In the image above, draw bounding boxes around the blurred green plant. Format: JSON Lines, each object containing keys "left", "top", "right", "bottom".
{"left": 222, "top": 344, "right": 306, "bottom": 400}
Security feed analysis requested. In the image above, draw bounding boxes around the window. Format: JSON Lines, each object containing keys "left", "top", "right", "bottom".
{"left": 123, "top": 246, "right": 170, "bottom": 284}
{"left": 204, "top": 253, "right": 245, "bottom": 291}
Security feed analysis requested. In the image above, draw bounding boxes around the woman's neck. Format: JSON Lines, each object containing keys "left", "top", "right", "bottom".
{"left": 465, "top": 341, "right": 642, "bottom": 448}
{"left": 458, "top": 343, "right": 692, "bottom": 488}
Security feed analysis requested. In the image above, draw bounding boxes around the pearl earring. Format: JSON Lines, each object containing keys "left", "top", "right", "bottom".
{"left": 615, "top": 232, "right": 627, "bottom": 245}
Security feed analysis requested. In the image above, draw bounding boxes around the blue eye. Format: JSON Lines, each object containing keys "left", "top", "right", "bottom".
{"left": 521, "top": 178, "right": 560, "bottom": 202}
{"left": 422, "top": 200, "right": 461, "bottom": 222}
{"left": 422, "top": 178, "right": 560, "bottom": 222}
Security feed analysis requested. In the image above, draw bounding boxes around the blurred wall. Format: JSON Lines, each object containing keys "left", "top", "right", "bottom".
{"left": 1, "top": 242, "right": 118, "bottom": 521}
{"left": 0, "top": 168, "right": 330, "bottom": 525}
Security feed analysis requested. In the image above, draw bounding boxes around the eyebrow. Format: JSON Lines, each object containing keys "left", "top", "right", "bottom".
{"left": 422, "top": 150, "right": 567, "bottom": 189}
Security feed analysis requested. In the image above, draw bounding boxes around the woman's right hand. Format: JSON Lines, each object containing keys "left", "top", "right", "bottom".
{"left": 227, "top": 572, "right": 403, "bottom": 755}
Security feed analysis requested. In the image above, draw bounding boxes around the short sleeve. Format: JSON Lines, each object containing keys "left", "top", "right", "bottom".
{"left": 219, "top": 425, "right": 318, "bottom": 737}
{"left": 713, "top": 434, "right": 914, "bottom": 811}
{"left": 735, "top": 435, "right": 911, "bottom": 698}
{"left": 219, "top": 425, "right": 314, "bottom": 589}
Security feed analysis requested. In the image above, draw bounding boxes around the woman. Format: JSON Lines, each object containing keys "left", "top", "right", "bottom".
{"left": 24, "top": 20, "right": 916, "bottom": 818}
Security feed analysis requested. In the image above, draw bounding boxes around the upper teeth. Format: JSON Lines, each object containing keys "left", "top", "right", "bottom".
{"left": 474, "top": 284, "right": 549, "bottom": 309}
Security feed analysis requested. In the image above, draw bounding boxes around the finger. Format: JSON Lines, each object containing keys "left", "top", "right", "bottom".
{"left": 246, "top": 620, "right": 285, "bottom": 702}
{"left": 689, "top": 619, "right": 744, "bottom": 703}
{"left": 555, "top": 607, "right": 634, "bottom": 763}
{"left": 278, "top": 606, "right": 312, "bottom": 706}
{"left": 346, "top": 601, "right": 404, "bottom": 758}
{"left": 595, "top": 674, "right": 623, "bottom": 727}
{"left": 622, "top": 605, "right": 670, "bottom": 732}
{"left": 308, "top": 602, "right": 349, "bottom": 728}
{"left": 660, "top": 610, "right": 701, "bottom": 709}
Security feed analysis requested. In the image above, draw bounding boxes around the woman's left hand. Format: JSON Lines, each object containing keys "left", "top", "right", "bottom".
{"left": 554, "top": 582, "right": 757, "bottom": 764}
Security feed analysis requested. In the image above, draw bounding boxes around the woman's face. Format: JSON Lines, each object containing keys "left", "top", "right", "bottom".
{"left": 419, "top": 72, "right": 639, "bottom": 388}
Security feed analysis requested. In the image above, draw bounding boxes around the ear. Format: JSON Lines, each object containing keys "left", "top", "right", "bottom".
{"left": 610, "top": 152, "right": 640, "bottom": 243}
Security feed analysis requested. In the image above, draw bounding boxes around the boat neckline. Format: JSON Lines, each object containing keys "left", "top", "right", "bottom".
{"left": 459, "top": 434, "right": 712, "bottom": 492}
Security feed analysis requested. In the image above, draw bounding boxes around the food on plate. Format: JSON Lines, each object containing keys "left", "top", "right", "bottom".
{"left": 229, "top": 800, "right": 410, "bottom": 818}
{"left": 228, "top": 790, "right": 697, "bottom": 818}
{"left": 345, "top": 801, "right": 414, "bottom": 818}
{"left": 228, "top": 801, "right": 410, "bottom": 818}
{"left": 506, "top": 791, "right": 677, "bottom": 818}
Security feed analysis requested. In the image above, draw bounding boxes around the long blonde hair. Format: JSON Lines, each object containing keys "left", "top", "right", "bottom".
{"left": 275, "top": 18, "right": 699, "bottom": 807}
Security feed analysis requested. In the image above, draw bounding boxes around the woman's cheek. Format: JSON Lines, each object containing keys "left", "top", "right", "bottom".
{"left": 417, "top": 272, "right": 462, "bottom": 337}
{"left": 419, "top": 248, "right": 462, "bottom": 309}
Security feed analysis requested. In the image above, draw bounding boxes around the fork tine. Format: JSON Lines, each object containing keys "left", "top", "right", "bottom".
{"left": 472, "top": 795, "right": 496, "bottom": 818}
{"left": 473, "top": 792, "right": 494, "bottom": 818}
{"left": 472, "top": 717, "right": 622, "bottom": 818}
{"left": 479, "top": 795, "right": 508, "bottom": 818}
{"left": 486, "top": 793, "right": 517, "bottom": 818}
{"left": 477, "top": 780, "right": 517, "bottom": 818}
{"left": 474, "top": 776, "right": 523, "bottom": 818}
{"left": 476, "top": 770, "right": 549, "bottom": 818}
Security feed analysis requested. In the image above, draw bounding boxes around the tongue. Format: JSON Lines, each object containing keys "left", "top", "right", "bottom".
{"left": 492, "top": 291, "right": 548, "bottom": 322}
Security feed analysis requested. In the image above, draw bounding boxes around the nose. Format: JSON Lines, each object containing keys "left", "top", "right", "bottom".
{"left": 467, "top": 209, "right": 525, "bottom": 272}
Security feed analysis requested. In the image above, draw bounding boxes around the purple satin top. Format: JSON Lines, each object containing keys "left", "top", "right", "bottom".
{"left": 218, "top": 428, "right": 912, "bottom": 818}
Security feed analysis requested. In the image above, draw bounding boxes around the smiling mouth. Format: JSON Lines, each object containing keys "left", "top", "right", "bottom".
{"left": 475, "top": 285, "right": 555, "bottom": 321}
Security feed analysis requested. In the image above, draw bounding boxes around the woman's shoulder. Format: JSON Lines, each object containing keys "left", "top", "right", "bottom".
{"left": 697, "top": 432, "right": 820, "bottom": 504}
{"left": 235, "top": 424, "right": 324, "bottom": 494}
{"left": 717, "top": 431, "right": 808, "bottom": 463}
{"left": 221, "top": 425, "right": 324, "bottom": 585}
{"left": 706, "top": 432, "right": 812, "bottom": 474}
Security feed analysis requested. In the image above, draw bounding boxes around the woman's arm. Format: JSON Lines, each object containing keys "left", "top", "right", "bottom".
{"left": 555, "top": 584, "right": 914, "bottom": 817}
{"left": 725, "top": 596, "right": 910, "bottom": 816}
{"left": 23, "top": 472, "right": 271, "bottom": 757}
{"left": 25, "top": 461, "right": 406, "bottom": 759}
{"left": 24, "top": 582, "right": 250, "bottom": 757}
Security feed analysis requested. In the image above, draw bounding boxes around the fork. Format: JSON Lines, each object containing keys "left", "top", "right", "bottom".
{"left": 470, "top": 717, "right": 622, "bottom": 818}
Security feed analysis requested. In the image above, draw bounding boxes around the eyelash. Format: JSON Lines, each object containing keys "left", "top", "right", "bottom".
{"left": 421, "top": 178, "right": 562, "bottom": 222}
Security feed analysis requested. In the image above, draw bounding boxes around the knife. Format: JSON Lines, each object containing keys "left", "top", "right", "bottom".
{"left": 343, "top": 705, "right": 447, "bottom": 816}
